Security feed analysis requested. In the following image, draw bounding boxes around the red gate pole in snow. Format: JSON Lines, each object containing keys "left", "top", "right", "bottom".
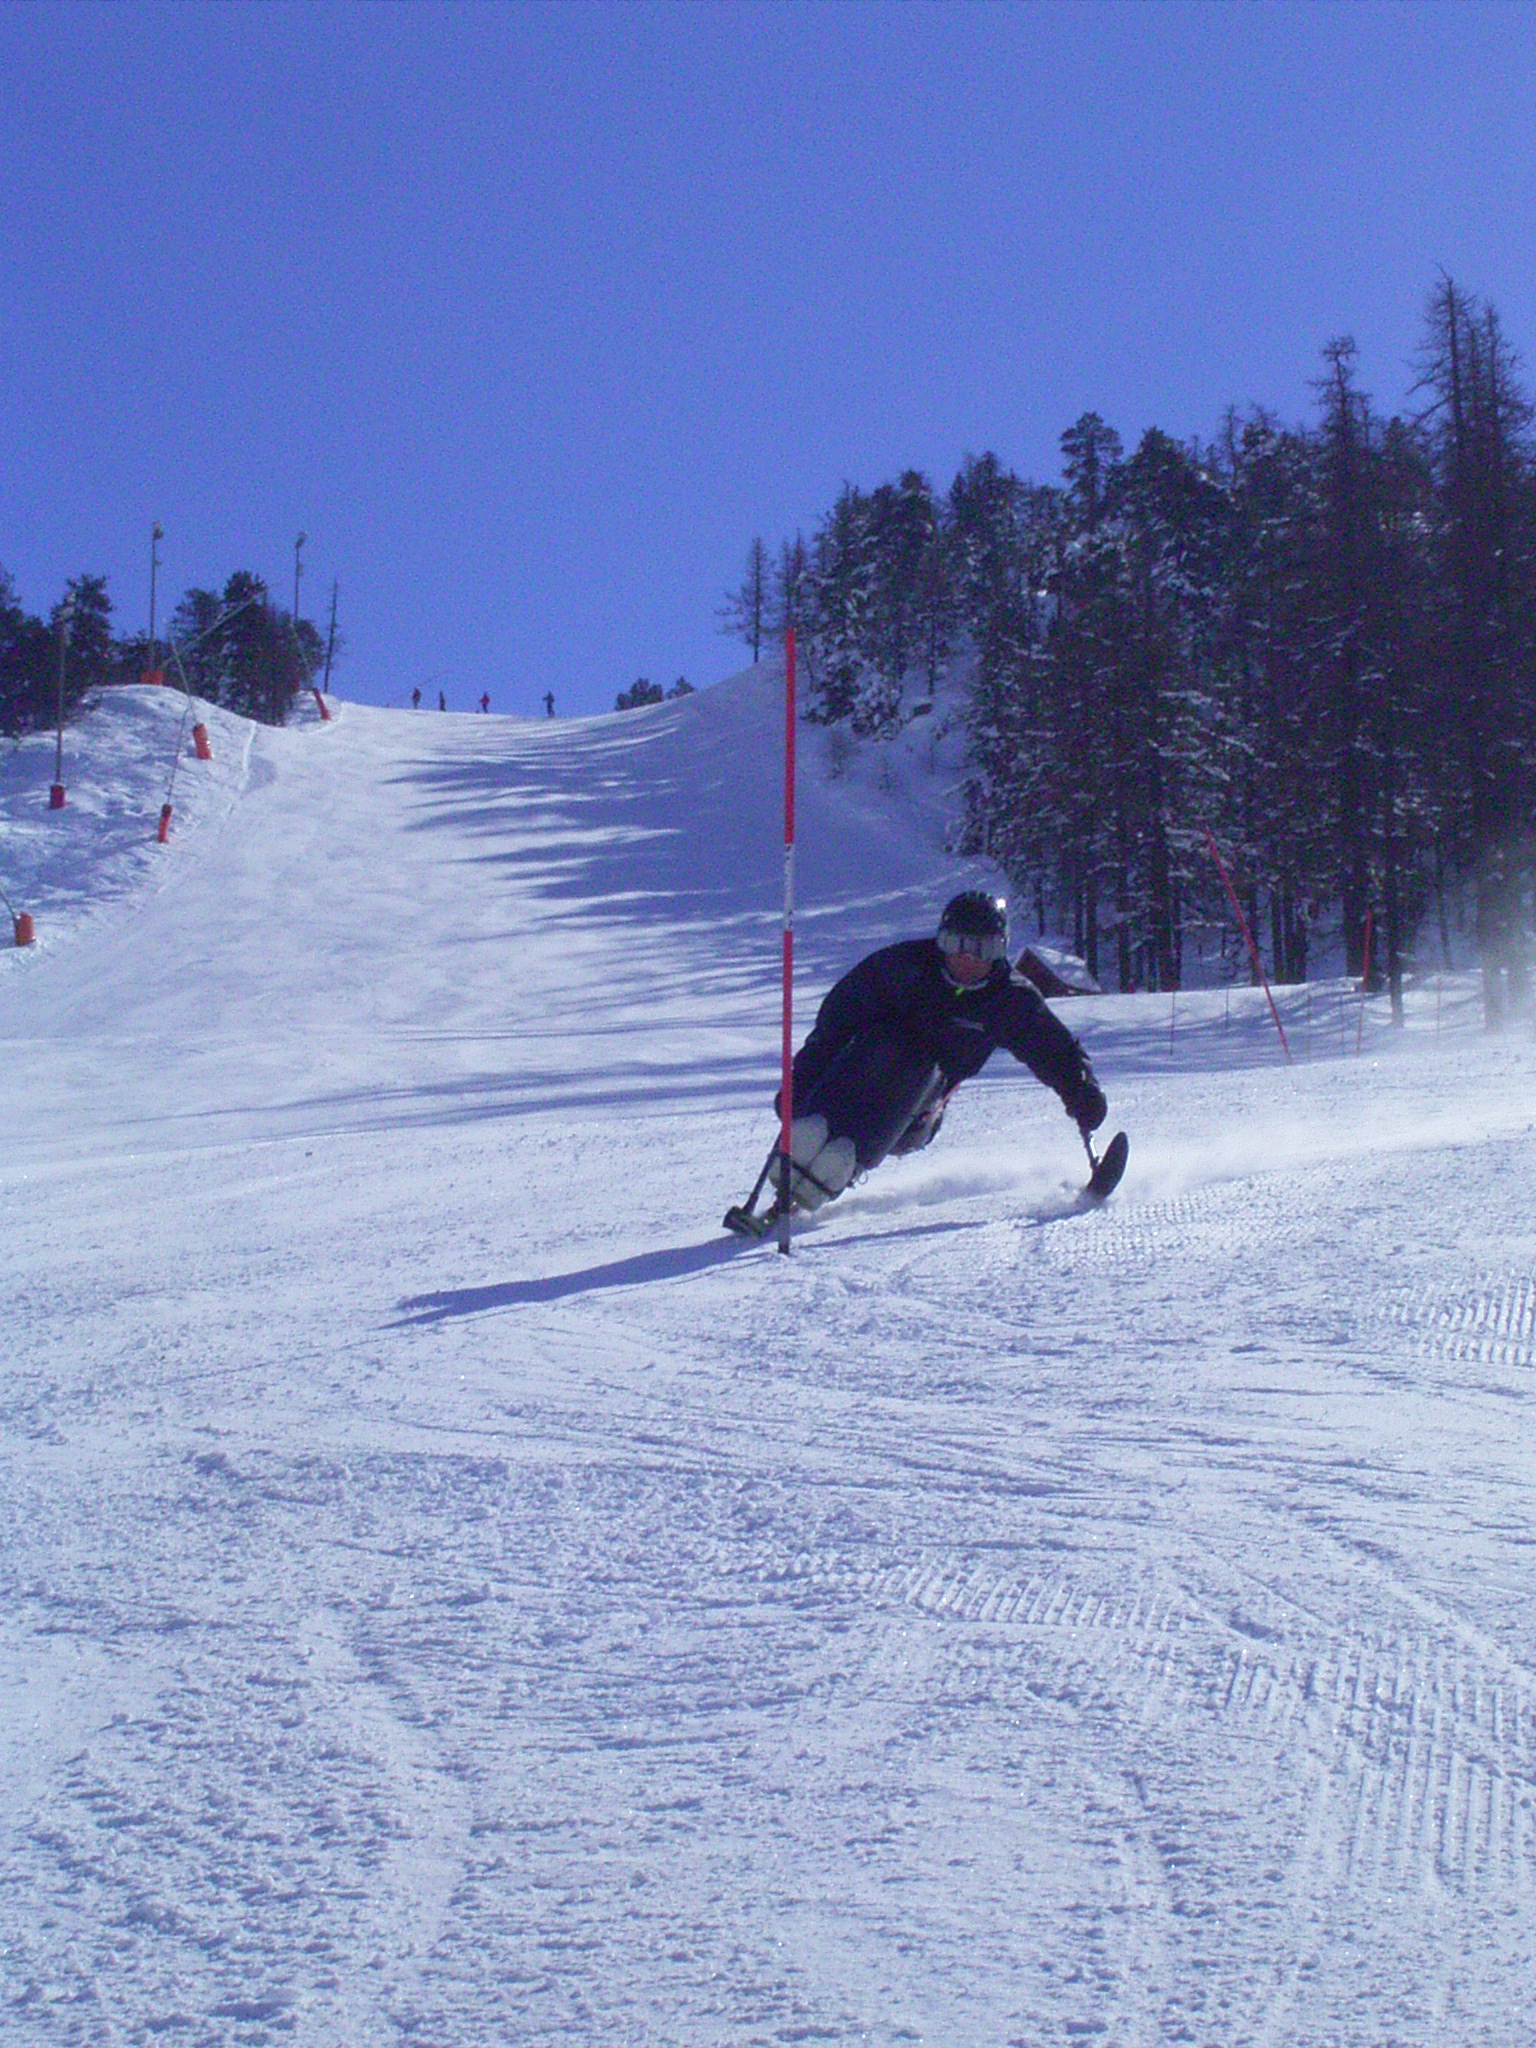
{"left": 777, "top": 629, "right": 797, "bottom": 1254}
{"left": 1204, "top": 829, "right": 1293, "bottom": 1065}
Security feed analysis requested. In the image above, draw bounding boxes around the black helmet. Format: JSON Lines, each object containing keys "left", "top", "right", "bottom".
{"left": 937, "top": 890, "right": 1009, "bottom": 964}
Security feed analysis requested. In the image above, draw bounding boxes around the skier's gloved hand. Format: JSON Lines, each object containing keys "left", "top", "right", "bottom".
{"left": 1062, "top": 1071, "right": 1107, "bottom": 1133}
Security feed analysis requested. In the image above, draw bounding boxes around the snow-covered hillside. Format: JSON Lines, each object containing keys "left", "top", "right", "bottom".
{"left": 2, "top": 672, "right": 1534, "bottom": 2046}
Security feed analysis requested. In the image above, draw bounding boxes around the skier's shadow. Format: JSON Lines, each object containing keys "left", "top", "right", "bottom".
{"left": 394, "top": 1208, "right": 1049, "bottom": 1327}
{"left": 796, "top": 1216, "right": 988, "bottom": 1253}
{"left": 392, "top": 1236, "right": 749, "bottom": 1323}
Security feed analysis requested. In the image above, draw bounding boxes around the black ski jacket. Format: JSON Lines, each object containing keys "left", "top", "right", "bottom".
{"left": 792, "top": 937, "right": 1103, "bottom": 1121}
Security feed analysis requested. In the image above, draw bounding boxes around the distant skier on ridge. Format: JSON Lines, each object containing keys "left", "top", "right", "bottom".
{"left": 725, "top": 891, "right": 1124, "bottom": 1236}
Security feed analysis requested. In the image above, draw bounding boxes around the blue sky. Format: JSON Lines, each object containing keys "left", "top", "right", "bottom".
{"left": 4, "top": 0, "right": 1535, "bottom": 715}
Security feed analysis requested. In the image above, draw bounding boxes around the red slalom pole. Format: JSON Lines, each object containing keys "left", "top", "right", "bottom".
{"left": 778, "top": 629, "right": 797, "bottom": 1254}
{"left": 1205, "top": 829, "right": 1293, "bottom": 1065}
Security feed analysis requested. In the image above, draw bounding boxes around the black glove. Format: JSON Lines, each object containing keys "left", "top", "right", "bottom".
{"left": 1062, "top": 1069, "right": 1107, "bottom": 1134}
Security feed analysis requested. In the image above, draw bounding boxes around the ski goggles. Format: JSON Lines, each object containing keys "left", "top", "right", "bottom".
{"left": 938, "top": 928, "right": 1008, "bottom": 964}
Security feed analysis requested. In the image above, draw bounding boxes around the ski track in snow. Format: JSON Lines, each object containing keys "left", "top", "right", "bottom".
{"left": 2, "top": 678, "right": 1535, "bottom": 2045}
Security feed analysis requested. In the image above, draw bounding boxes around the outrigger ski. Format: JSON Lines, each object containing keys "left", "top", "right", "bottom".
{"left": 1081, "top": 1128, "right": 1130, "bottom": 1204}
{"left": 721, "top": 1137, "right": 839, "bottom": 1241}
{"left": 722, "top": 1198, "right": 781, "bottom": 1241}
{"left": 722, "top": 1144, "right": 787, "bottom": 1240}
{"left": 723, "top": 1127, "right": 1131, "bottom": 1238}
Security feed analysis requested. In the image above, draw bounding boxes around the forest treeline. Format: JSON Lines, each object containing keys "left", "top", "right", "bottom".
{"left": 722, "top": 280, "right": 1536, "bottom": 1024}
{"left": 0, "top": 567, "right": 329, "bottom": 739}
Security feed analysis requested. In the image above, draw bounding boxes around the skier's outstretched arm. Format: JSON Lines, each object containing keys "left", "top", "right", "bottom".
{"left": 997, "top": 981, "right": 1108, "bottom": 1132}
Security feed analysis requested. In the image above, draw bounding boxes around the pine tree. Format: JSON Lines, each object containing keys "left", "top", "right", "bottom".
{"left": 718, "top": 538, "right": 772, "bottom": 662}
{"left": 802, "top": 486, "right": 877, "bottom": 727}
{"left": 1060, "top": 414, "right": 1122, "bottom": 534}
{"left": 1048, "top": 419, "right": 1126, "bottom": 977}
{"left": 0, "top": 569, "right": 51, "bottom": 737}
{"left": 865, "top": 470, "right": 941, "bottom": 704}
{"left": 946, "top": 453, "right": 1050, "bottom": 906}
{"left": 1218, "top": 411, "right": 1322, "bottom": 986}
{"left": 772, "top": 534, "right": 808, "bottom": 640}
{"left": 1310, "top": 338, "right": 1379, "bottom": 978}
{"left": 168, "top": 588, "right": 225, "bottom": 697}
{"left": 727, "top": 283, "right": 1536, "bottom": 995}
{"left": 59, "top": 575, "right": 115, "bottom": 699}
{"left": 1365, "top": 414, "right": 1439, "bottom": 1019}
{"left": 1416, "top": 279, "right": 1536, "bottom": 1022}
{"left": 169, "top": 574, "right": 316, "bottom": 725}
{"left": 1108, "top": 430, "right": 1238, "bottom": 989}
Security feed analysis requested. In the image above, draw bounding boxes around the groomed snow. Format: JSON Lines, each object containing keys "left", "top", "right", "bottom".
{"left": 2, "top": 673, "right": 1534, "bottom": 2046}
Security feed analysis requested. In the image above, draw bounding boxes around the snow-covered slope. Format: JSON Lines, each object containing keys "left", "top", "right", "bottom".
{"left": 2, "top": 672, "right": 1534, "bottom": 2046}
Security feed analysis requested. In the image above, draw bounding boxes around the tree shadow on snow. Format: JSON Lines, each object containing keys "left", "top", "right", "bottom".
{"left": 381, "top": 683, "right": 951, "bottom": 996}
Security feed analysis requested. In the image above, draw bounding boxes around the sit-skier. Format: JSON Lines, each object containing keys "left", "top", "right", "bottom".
{"left": 726, "top": 892, "right": 1114, "bottom": 1233}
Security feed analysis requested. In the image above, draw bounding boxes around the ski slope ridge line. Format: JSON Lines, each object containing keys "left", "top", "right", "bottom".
{"left": 0, "top": 666, "right": 994, "bottom": 1069}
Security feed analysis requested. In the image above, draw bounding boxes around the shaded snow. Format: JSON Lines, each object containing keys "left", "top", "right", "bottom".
{"left": 2, "top": 670, "right": 1535, "bottom": 2045}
